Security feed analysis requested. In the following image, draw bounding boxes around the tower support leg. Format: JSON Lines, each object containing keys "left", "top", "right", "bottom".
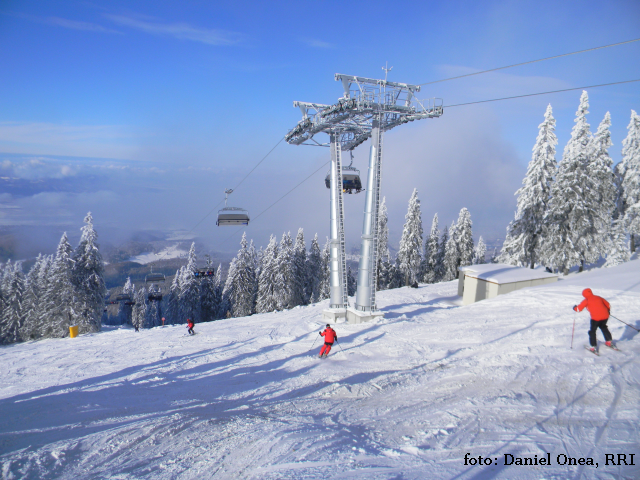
{"left": 324, "top": 134, "right": 349, "bottom": 322}
{"left": 349, "top": 119, "right": 384, "bottom": 323}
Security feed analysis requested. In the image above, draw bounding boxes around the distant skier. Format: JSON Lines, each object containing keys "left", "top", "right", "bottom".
{"left": 319, "top": 324, "right": 337, "bottom": 358}
{"left": 573, "top": 288, "right": 613, "bottom": 353}
{"left": 187, "top": 318, "right": 195, "bottom": 335}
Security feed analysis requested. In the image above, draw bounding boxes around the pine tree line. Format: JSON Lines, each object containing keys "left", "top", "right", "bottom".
{"left": 0, "top": 213, "right": 106, "bottom": 345}
{"left": 499, "top": 93, "right": 639, "bottom": 273}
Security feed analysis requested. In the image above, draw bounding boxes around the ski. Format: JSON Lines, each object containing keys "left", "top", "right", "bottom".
{"left": 604, "top": 343, "right": 620, "bottom": 352}
{"left": 584, "top": 345, "right": 599, "bottom": 356}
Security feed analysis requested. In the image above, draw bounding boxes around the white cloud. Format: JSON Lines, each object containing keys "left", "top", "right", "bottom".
{"left": 105, "top": 14, "right": 242, "bottom": 46}
{"left": 45, "top": 16, "right": 122, "bottom": 34}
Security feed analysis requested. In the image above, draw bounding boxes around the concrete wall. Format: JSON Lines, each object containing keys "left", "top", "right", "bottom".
{"left": 461, "top": 274, "right": 557, "bottom": 305}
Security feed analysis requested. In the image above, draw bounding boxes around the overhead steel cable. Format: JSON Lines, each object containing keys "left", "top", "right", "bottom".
{"left": 219, "top": 160, "right": 330, "bottom": 246}
{"left": 444, "top": 78, "right": 640, "bottom": 108}
{"left": 418, "top": 37, "right": 640, "bottom": 86}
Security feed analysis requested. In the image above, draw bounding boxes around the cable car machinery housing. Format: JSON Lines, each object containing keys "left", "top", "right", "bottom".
{"left": 286, "top": 72, "right": 442, "bottom": 318}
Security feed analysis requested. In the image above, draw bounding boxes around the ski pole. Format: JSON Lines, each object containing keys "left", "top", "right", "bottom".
{"left": 311, "top": 334, "right": 319, "bottom": 350}
{"left": 335, "top": 338, "right": 346, "bottom": 356}
{"left": 609, "top": 314, "right": 640, "bottom": 332}
{"left": 570, "top": 312, "right": 576, "bottom": 349}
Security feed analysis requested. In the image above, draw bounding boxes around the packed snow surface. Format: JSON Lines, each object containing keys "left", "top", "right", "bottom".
{"left": 1, "top": 259, "right": 639, "bottom": 479}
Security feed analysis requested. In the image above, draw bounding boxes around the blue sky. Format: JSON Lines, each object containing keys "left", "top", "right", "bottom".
{"left": 1, "top": 0, "right": 639, "bottom": 256}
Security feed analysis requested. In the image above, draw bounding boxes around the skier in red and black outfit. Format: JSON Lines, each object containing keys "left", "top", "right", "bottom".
{"left": 187, "top": 318, "right": 195, "bottom": 335}
{"left": 319, "top": 324, "right": 337, "bottom": 358}
{"left": 573, "top": 288, "right": 613, "bottom": 352}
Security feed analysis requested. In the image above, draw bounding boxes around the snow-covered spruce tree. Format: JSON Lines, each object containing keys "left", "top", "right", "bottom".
{"left": 291, "top": 228, "right": 307, "bottom": 307}
{"left": 456, "top": 208, "right": 474, "bottom": 271}
{"left": 386, "top": 258, "right": 404, "bottom": 289}
{"left": 318, "top": 237, "right": 331, "bottom": 300}
{"left": 502, "top": 104, "right": 558, "bottom": 268}
{"left": 435, "top": 225, "right": 448, "bottom": 282}
{"left": 40, "top": 233, "right": 80, "bottom": 337}
{"left": 422, "top": 213, "right": 440, "bottom": 283}
{"left": 274, "top": 232, "right": 294, "bottom": 310}
{"left": 347, "top": 265, "right": 357, "bottom": 296}
{"left": 117, "top": 277, "right": 135, "bottom": 326}
{"left": 397, "top": 188, "right": 424, "bottom": 285}
{"left": 0, "top": 262, "right": 25, "bottom": 345}
{"left": 621, "top": 110, "right": 640, "bottom": 252}
{"left": 179, "top": 242, "right": 201, "bottom": 324}
{"left": 541, "top": 91, "right": 596, "bottom": 273}
{"left": 72, "top": 212, "right": 107, "bottom": 334}
{"left": 305, "top": 234, "right": 322, "bottom": 304}
{"left": 377, "top": 197, "right": 391, "bottom": 291}
{"left": 256, "top": 235, "right": 279, "bottom": 313}
{"left": 442, "top": 222, "right": 459, "bottom": 282}
{"left": 212, "top": 264, "right": 223, "bottom": 318}
{"left": 21, "top": 255, "right": 44, "bottom": 341}
{"left": 473, "top": 236, "right": 487, "bottom": 265}
{"left": 165, "top": 269, "right": 182, "bottom": 324}
{"left": 223, "top": 233, "right": 256, "bottom": 318}
{"left": 200, "top": 257, "right": 219, "bottom": 322}
{"left": 604, "top": 219, "right": 630, "bottom": 267}
{"left": 586, "top": 112, "right": 617, "bottom": 254}
{"left": 132, "top": 287, "right": 147, "bottom": 330}
{"left": 145, "top": 284, "right": 162, "bottom": 327}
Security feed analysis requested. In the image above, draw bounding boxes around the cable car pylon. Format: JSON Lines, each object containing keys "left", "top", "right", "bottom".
{"left": 286, "top": 68, "right": 443, "bottom": 323}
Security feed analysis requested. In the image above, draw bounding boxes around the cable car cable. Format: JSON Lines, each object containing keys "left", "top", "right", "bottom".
{"left": 444, "top": 78, "right": 640, "bottom": 108}
{"left": 417, "top": 37, "right": 640, "bottom": 86}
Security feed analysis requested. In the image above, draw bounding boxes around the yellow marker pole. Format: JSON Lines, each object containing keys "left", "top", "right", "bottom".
{"left": 69, "top": 325, "right": 79, "bottom": 338}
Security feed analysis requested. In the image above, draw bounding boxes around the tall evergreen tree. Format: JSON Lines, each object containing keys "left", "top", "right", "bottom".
{"left": 0, "top": 262, "right": 25, "bottom": 344}
{"left": 318, "top": 237, "right": 331, "bottom": 300}
{"left": 443, "top": 222, "right": 459, "bottom": 281}
{"left": 435, "top": 225, "right": 448, "bottom": 281}
{"left": 40, "top": 233, "right": 79, "bottom": 337}
{"left": 501, "top": 104, "right": 557, "bottom": 268}
{"left": 456, "top": 208, "right": 474, "bottom": 271}
{"left": 223, "top": 233, "right": 256, "bottom": 318}
{"left": 604, "top": 219, "right": 630, "bottom": 267}
{"left": 21, "top": 255, "right": 44, "bottom": 340}
{"left": 132, "top": 287, "right": 147, "bottom": 330}
{"left": 347, "top": 265, "right": 357, "bottom": 296}
{"left": 274, "top": 232, "right": 294, "bottom": 310}
{"left": 72, "top": 212, "right": 107, "bottom": 334}
{"left": 473, "top": 236, "right": 487, "bottom": 265}
{"left": 542, "top": 91, "right": 596, "bottom": 273}
{"left": 118, "top": 277, "right": 134, "bottom": 326}
{"left": 621, "top": 110, "right": 640, "bottom": 252}
{"left": 291, "top": 228, "right": 307, "bottom": 306}
{"left": 165, "top": 269, "right": 182, "bottom": 324}
{"left": 179, "top": 242, "right": 201, "bottom": 324}
{"left": 305, "top": 234, "right": 322, "bottom": 304}
{"left": 423, "top": 213, "right": 440, "bottom": 283}
{"left": 256, "top": 235, "right": 279, "bottom": 313}
{"left": 397, "top": 188, "right": 424, "bottom": 285}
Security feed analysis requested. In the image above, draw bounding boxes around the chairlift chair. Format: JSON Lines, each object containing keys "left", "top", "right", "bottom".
{"left": 324, "top": 151, "right": 363, "bottom": 194}
{"left": 148, "top": 291, "right": 163, "bottom": 302}
{"left": 145, "top": 272, "right": 166, "bottom": 283}
{"left": 194, "top": 268, "right": 215, "bottom": 278}
{"left": 115, "top": 293, "right": 132, "bottom": 302}
{"left": 217, "top": 188, "right": 250, "bottom": 226}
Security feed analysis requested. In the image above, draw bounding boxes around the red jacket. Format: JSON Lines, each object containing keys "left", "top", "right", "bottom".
{"left": 187, "top": 320, "right": 194, "bottom": 328}
{"left": 575, "top": 288, "right": 610, "bottom": 321}
{"left": 321, "top": 327, "right": 337, "bottom": 343}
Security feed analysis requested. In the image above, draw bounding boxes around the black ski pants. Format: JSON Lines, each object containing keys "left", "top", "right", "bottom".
{"left": 589, "top": 319, "right": 612, "bottom": 347}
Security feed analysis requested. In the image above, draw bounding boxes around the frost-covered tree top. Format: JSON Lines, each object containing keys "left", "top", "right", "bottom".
{"left": 621, "top": 110, "right": 640, "bottom": 238}
{"left": 456, "top": 208, "right": 474, "bottom": 268}
{"left": 398, "top": 189, "right": 424, "bottom": 284}
{"left": 378, "top": 197, "right": 390, "bottom": 264}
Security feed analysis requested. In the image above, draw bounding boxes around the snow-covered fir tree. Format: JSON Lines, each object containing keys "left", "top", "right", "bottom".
{"left": 604, "top": 219, "right": 630, "bottom": 267}
{"left": 377, "top": 197, "right": 392, "bottom": 291}
{"left": 165, "top": 268, "right": 182, "bottom": 324}
{"left": 456, "top": 208, "right": 474, "bottom": 271}
{"left": 397, "top": 188, "right": 424, "bottom": 285}
{"left": 256, "top": 235, "right": 279, "bottom": 313}
{"left": 621, "top": 110, "right": 640, "bottom": 252}
{"left": 347, "top": 265, "right": 357, "bottom": 296}
{"left": 118, "top": 277, "right": 135, "bottom": 325}
{"left": 423, "top": 213, "right": 440, "bottom": 283}
{"left": 223, "top": 233, "right": 256, "bottom": 318}
{"left": 541, "top": 91, "right": 597, "bottom": 273}
{"left": 132, "top": 287, "right": 147, "bottom": 330}
{"left": 21, "top": 255, "right": 44, "bottom": 340}
{"left": 291, "top": 228, "right": 307, "bottom": 307}
{"left": 40, "top": 233, "right": 80, "bottom": 337}
{"left": 473, "top": 236, "right": 487, "bottom": 265}
{"left": 501, "top": 104, "right": 557, "bottom": 268}
{"left": 72, "top": 212, "right": 107, "bottom": 334}
{"left": 443, "top": 222, "right": 459, "bottom": 281}
{"left": 435, "top": 224, "right": 448, "bottom": 281}
{"left": 305, "top": 234, "right": 322, "bottom": 304}
{"left": 179, "top": 243, "right": 201, "bottom": 324}
{"left": 273, "top": 232, "right": 294, "bottom": 310}
{"left": 0, "top": 262, "right": 25, "bottom": 344}
{"left": 318, "top": 238, "right": 331, "bottom": 300}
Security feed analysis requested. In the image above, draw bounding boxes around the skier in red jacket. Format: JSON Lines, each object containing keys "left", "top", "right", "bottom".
{"left": 319, "top": 324, "right": 337, "bottom": 358}
{"left": 573, "top": 288, "right": 613, "bottom": 352}
{"left": 187, "top": 318, "right": 195, "bottom": 335}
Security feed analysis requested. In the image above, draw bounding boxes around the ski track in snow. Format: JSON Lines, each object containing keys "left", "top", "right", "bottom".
{"left": 1, "top": 260, "right": 640, "bottom": 479}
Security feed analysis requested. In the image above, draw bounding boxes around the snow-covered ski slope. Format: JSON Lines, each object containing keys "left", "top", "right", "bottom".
{"left": 2, "top": 259, "right": 639, "bottom": 479}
